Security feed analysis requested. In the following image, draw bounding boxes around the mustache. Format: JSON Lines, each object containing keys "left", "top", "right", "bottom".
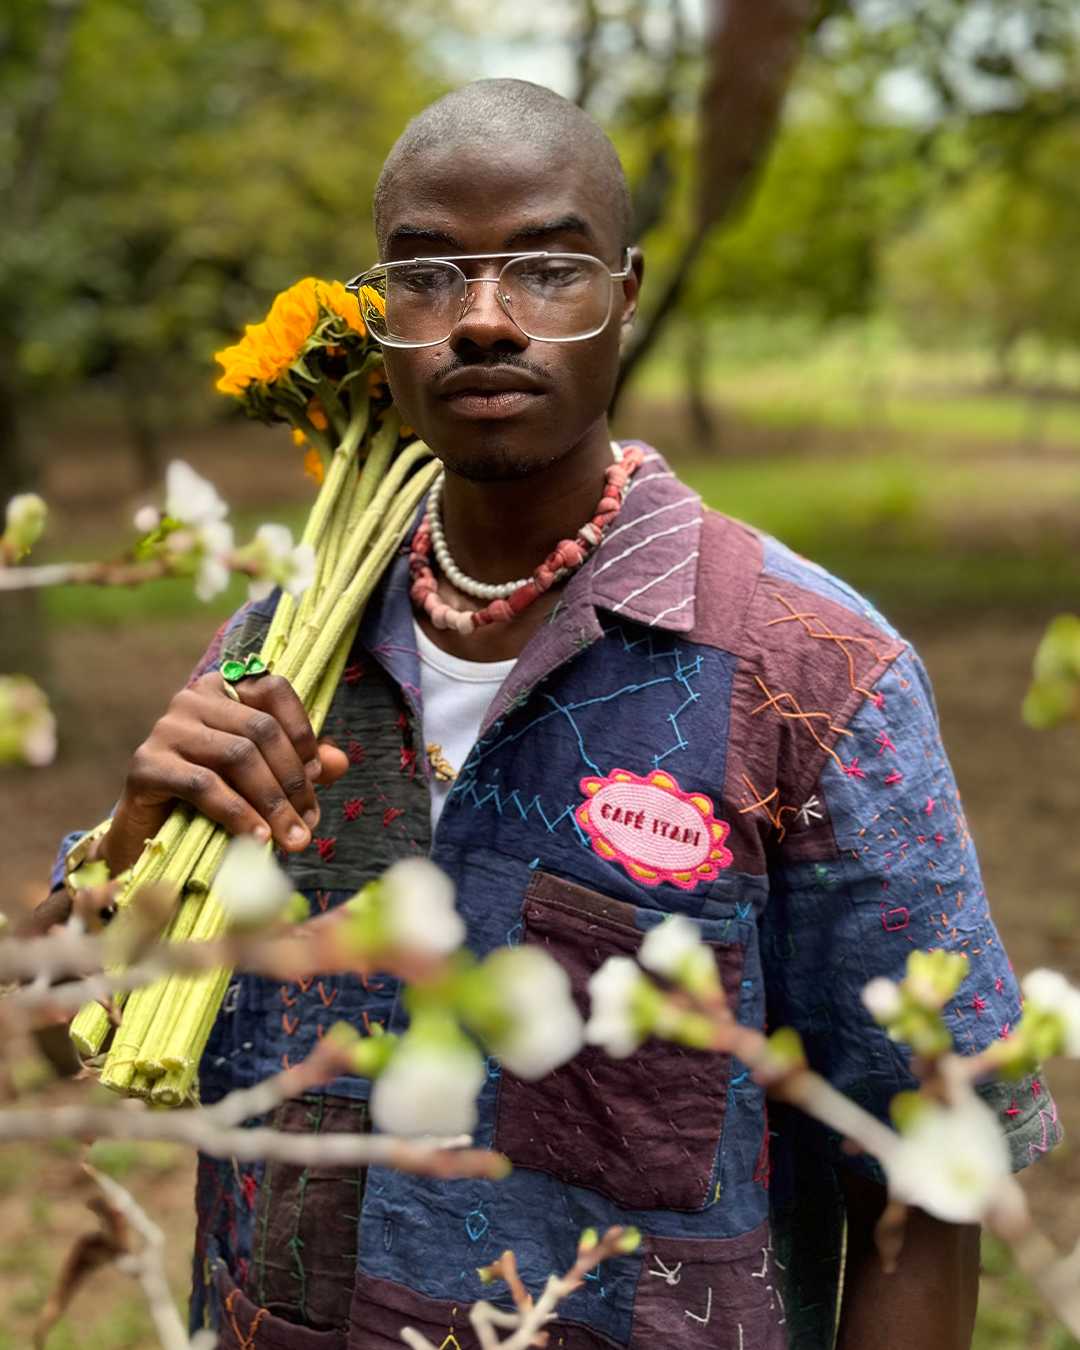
{"left": 430, "top": 351, "right": 549, "bottom": 381}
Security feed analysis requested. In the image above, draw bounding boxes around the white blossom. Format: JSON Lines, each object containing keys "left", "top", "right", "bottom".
{"left": 884, "top": 1094, "right": 1011, "bottom": 1224}
{"left": 585, "top": 956, "right": 647, "bottom": 1059}
{"left": 370, "top": 1034, "right": 485, "bottom": 1137}
{"left": 484, "top": 945, "right": 583, "bottom": 1079}
{"left": 194, "top": 520, "right": 235, "bottom": 602}
{"left": 861, "top": 976, "right": 904, "bottom": 1022}
{"left": 0, "top": 675, "right": 57, "bottom": 768}
{"left": 1022, "top": 968, "right": 1080, "bottom": 1056}
{"left": 638, "top": 913, "right": 716, "bottom": 994}
{"left": 21, "top": 711, "right": 57, "bottom": 766}
{"left": 247, "top": 523, "right": 317, "bottom": 602}
{"left": 379, "top": 857, "right": 465, "bottom": 957}
{"left": 165, "top": 460, "right": 229, "bottom": 528}
{"left": 213, "top": 836, "right": 294, "bottom": 926}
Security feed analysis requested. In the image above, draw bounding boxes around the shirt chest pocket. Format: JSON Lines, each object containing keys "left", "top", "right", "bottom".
{"left": 493, "top": 871, "right": 745, "bottom": 1213}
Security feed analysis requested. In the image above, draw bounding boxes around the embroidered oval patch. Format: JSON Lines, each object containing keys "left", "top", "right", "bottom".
{"left": 576, "top": 768, "right": 733, "bottom": 890}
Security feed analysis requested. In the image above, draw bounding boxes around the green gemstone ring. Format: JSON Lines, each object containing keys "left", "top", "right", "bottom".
{"left": 221, "top": 653, "right": 271, "bottom": 683}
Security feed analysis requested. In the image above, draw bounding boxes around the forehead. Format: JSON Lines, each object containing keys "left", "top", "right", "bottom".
{"left": 377, "top": 138, "right": 621, "bottom": 260}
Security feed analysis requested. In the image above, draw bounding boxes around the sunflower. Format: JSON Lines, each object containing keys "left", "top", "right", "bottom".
{"left": 317, "top": 279, "right": 367, "bottom": 336}
{"left": 214, "top": 277, "right": 322, "bottom": 394}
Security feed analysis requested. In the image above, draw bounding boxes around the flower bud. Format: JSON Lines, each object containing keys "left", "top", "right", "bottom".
{"left": 473, "top": 945, "right": 583, "bottom": 1079}
{"left": 1021, "top": 967, "right": 1080, "bottom": 1057}
{"left": 369, "top": 1022, "right": 485, "bottom": 1138}
{"left": 213, "top": 836, "right": 295, "bottom": 927}
{"left": 638, "top": 914, "right": 719, "bottom": 998}
{"left": 133, "top": 505, "right": 163, "bottom": 535}
{"left": 4, "top": 493, "right": 47, "bottom": 559}
{"left": 861, "top": 976, "right": 903, "bottom": 1024}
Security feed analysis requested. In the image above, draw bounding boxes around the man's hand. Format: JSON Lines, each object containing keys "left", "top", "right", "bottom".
{"left": 98, "top": 672, "right": 349, "bottom": 877}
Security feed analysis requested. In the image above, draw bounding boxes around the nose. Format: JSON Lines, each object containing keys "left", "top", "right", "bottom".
{"left": 448, "top": 276, "right": 528, "bottom": 354}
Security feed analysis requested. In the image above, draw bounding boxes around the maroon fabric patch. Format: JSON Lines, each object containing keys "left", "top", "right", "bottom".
{"left": 216, "top": 1265, "right": 346, "bottom": 1350}
{"left": 250, "top": 1095, "right": 368, "bottom": 1330}
{"left": 347, "top": 1270, "right": 623, "bottom": 1349}
{"left": 494, "top": 872, "right": 744, "bottom": 1212}
{"left": 629, "top": 1221, "right": 787, "bottom": 1349}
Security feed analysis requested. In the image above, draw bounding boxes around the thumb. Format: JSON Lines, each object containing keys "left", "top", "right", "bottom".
{"left": 315, "top": 736, "right": 350, "bottom": 786}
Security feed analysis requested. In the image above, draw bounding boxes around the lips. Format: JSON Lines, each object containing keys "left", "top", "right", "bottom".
{"left": 438, "top": 365, "right": 547, "bottom": 397}
{"left": 437, "top": 366, "right": 547, "bottom": 419}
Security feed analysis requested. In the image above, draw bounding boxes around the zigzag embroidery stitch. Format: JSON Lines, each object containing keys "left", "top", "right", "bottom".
{"left": 765, "top": 593, "right": 900, "bottom": 701}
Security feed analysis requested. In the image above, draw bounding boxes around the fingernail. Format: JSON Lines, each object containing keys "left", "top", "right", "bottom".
{"left": 305, "top": 758, "right": 321, "bottom": 779}
{"left": 254, "top": 824, "right": 272, "bottom": 843}
{"left": 303, "top": 808, "right": 320, "bottom": 830}
{"left": 286, "top": 824, "right": 309, "bottom": 848}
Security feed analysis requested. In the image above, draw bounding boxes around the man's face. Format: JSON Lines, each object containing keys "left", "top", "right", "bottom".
{"left": 375, "top": 140, "right": 642, "bottom": 482}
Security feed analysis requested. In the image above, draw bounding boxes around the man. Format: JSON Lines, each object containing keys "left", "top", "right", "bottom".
{"left": 50, "top": 81, "right": 1049, "bottom": 1348}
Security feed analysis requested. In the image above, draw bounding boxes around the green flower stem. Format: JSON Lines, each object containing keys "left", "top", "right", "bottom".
{"left": 69, "top": 808, "right": 194, "bottom": 1056}
{"left": 149, "top": 969, "right": 233, "bottom": 1106}
{"left": 313, "top": 373, "right": 350, "bottom": 442}
{"left": 324, "top": 439, "right": 431, "bottom": 609}
{"left": 99, "top": 887, "right": 209, "bottom": 1087}
{"left": 347, "top": 409, "right": 402, "bottom": 532}
{"left": 309, "top": 618, "right": 361, "bottom": 737}
{"left": 262, "top": 403, "right": 368, "bottom": 667}
{"left": 128, "top": 890, "right": 228, "bottom": 1077}
{"left": 287, "top": 461, "right": 439, "bottom": 701}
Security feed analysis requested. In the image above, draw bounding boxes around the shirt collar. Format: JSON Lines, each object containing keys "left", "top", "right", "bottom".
{"left": 360, "top": 443, "right": 702, "bottom": 729}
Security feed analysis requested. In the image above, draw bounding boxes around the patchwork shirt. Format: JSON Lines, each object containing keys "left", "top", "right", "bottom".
{"left": 55, "top": 444, "right": 1056, "bottom": 1350}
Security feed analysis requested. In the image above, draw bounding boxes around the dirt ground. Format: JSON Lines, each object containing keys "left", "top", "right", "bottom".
{"left": 2, "top": 420, "right": 1080, "bottom": 1342}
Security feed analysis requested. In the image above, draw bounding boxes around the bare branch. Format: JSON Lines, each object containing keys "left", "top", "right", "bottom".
{"left": 86, "top": 1168, "right": 216, "bottom": 1350}
{"left": 0, "top": 1035, "right": 506, "bottom": 1180}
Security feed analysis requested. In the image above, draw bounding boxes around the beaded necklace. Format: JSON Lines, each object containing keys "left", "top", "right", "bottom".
{"left": 409, "top": 441, "right": 644, "bottom": 634}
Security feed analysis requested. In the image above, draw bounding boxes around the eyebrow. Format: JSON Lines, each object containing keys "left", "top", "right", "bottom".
{"left": 385, "top": 214, "right": 597, "bottom": 256}
{"left": 504, "top": 214, "right": 597, "bottom": 246}
{"left": 385, "top": 224, "right": 465, "bottom": 251}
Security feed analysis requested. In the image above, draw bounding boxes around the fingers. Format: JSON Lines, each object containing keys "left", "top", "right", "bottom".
{"left": 316, "top": 736, "right": 350, "bottom": 787}
{"left": 232, "top": 674, "right": 321, "bottom": 777}
{"left": 198, "top": 693, "right": 320, "bottom": 833}
{"left": 123, "top": 670, "right": 336, "bottom": 856}
{"left": 128, "top": 749, "right": 273, "bottom": 844}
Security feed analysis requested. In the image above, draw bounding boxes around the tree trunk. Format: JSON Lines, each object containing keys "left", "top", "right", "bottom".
{"left": 685, "top": 323, "right": 717, "bottom": 448}
{"left": 614, "top": 0, "right": 816, "bottom": 405}
{"left": 0, "top": 342, "right": 48, "bottom": 686}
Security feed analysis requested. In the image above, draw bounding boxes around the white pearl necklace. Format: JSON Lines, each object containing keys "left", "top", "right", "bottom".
{"left": 427, "top": 441, "right": 624, "bottom": 602}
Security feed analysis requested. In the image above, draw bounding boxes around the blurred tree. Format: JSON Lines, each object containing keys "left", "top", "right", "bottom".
{"left": 882, "top": 118, "right": 1080, "bottom": 378}
{"left": 0, "top": 0, "right": 441, "bottom": 683}
{"left": 1, "top": 0, "right": 441, "bottom": 482}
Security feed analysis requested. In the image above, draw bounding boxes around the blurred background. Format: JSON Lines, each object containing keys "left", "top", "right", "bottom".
{"left": 3, "top": 0, "right": 1080, "bottom": 1344}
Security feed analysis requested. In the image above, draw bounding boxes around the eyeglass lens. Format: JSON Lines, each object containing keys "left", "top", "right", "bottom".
{"left": 360, "top": 256, "right": 616, "bottom": 345}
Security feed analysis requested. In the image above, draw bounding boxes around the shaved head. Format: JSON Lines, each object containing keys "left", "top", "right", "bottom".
{"left": 374, "top": 79, "right": 634, "bottom": 256}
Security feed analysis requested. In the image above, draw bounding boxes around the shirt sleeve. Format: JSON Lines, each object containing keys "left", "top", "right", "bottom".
{"left": 760, "top": 643, "right": 1060, "bottom": 1174}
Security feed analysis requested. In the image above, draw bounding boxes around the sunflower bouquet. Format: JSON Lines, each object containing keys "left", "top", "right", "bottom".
{"left": 69, "top": 278, "right": 437, "bottom": 1104}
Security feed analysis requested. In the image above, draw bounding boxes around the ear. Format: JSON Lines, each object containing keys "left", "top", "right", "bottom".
{"left": 620, "top": 247, "right": 644, "bottom": 328}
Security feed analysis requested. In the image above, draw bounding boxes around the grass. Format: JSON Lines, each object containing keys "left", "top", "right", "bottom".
{"left": 634, "top": 317, "right": 1080, "bottom": 448}
{"left": 976, "top": 1235, "right": 1080, "bottom": 1350}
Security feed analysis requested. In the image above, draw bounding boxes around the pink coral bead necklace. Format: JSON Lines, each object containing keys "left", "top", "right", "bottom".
{"left": 409, "top": 440, "right": 645, "bottom": 634}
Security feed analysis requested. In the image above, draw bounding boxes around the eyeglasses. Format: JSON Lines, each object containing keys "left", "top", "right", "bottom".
{"left": 345, "top": 249, "right": 632, "bottom": 349}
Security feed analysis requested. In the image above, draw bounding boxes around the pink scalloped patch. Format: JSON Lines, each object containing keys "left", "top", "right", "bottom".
{"left": 576, "top": 768, "right": 734, "bottom": 890}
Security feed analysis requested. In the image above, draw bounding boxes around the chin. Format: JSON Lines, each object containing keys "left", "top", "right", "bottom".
{"left": 431, "top": 427, "right": 565, "bottom": 484}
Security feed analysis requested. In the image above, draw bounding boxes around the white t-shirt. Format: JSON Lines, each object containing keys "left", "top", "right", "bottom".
{"left": 414, "top": 620, "right": 517, "bottom": 833}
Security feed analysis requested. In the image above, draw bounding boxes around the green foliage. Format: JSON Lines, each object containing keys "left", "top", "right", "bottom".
{"left": 884, "top": 120, "right": 1080, "bottom": 360}
{"left": 1023, "top": 614, "right": 1080, "bottom": 728}
{"left": 688, "top": 77, "right": 926, "bottom": 323}
{"left": 0, "top": 0, "right": 444, "bottom": 395}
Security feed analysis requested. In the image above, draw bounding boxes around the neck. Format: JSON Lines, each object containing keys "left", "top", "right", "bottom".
{"left": 436, "top": 420, "right": 615, "bottom": 586}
